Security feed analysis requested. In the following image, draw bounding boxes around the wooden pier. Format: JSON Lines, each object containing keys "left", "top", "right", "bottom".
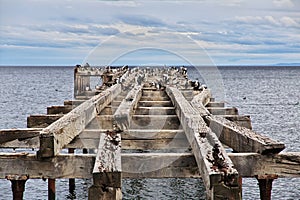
{"left": 0, "top": 66, "right": 299, "bottom": 199}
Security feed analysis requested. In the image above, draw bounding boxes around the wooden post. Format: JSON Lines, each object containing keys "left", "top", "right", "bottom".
{"left": 88, "top": 131, "right": 122, "bottom": 200}
{"left": 256, "top": 175, "right": 278, "bottom": 200}
{"left": 68, "top": 148, "right": 76, "bottom": 196}
{"left": 6, "top": 175, "right": 28, "bottom": 200}
{"left": 48, "top": 178, "right": 55, "bottom": 200}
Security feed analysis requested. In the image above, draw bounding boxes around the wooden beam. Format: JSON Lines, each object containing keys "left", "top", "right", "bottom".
{"left": 0, "top": 152, "right": 299, "bottom": 179}
{"left": 207, "top": 107, "right": 239, "bottom": 115}
{"left": 205, "top": 115, "right": 285, "bottom": 154}
{"left": 38, "top": 84, "right": 122, "bottom": 158}
{"left": 122, "top": 153, "right": 200, "bottom": 178}
{"left": 47, "top": 105, "right": 73, "bottom": 114}
{"left": 166, "top": 87, "right": 241, "bottom": 199}
{"left": 114, "top": 84, "right": 143, "bottom": 131}
{"left": 27, "top": 115, "right": 63, "bottom": 128}
{"left": 0, "top": 128, "right": 41, "bottom": 144}
{"left": 0, "top": 153, "right": 95, "bottom": 179}
{"left": 190, "top": 90, "right": 285, "bottom": 154}
{"left": 79, "top": 129, "right": 185, "bottom": 140}
{"left": 219, "top": 115, "right": 252, "bottom": 129}
{"left": 89, "top": 130, "right": 122, "bottom": 200}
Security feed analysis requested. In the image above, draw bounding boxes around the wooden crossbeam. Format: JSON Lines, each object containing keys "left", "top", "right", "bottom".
{"left": 27, "top": 114, "right": 63, "bottom": 128}
{"left": 166, "top": 87, "right": 241, "bottom": 199}
{"left": 0, "top": 128, "right": 41, "bottom": 144}
{"left": 38, "top": 84, "right": 122, "bottom": 158}
{"left": 205, "top": 116, "right": 285, "bottom": 154}
{"left": 122, "top": 153, "right": 200, "bottom": 178}
{"left": 191, "top": 91, "right": 285, "bottom": 154}
{"left": 1, "top": 152, "right": 299, "bottom": 179}
{"left": 47, "top": 105, "right": 73, "bottom": 114}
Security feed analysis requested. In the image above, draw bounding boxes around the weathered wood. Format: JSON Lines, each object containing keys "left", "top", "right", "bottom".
{"left": 122, "top": 153, "right": 200, "bottom": 178}
{"left": 47, "top": 105, "right": 73, "bottom": 114}
{"left": 190, "top": 90, "right": 285, "bottom": 154}
{"left": 0, "top": 136, "right": 39, "bottom": 148}
{"left": 38, "top": 84, "right": 122, "bottom": 158}
{"left": 0, "top": 152, "right": 299, "bottom": 179}
{"left": 27, "top": 115, "right": 63, "bottom": 128}
{"left": 114, "top": 84, "right": 143, "bottom": 131}
{"left": 207, "top": 107, "right": 239, "bottom": 115}
{"left": 0, "top": 153, "right": 95, "bottom": 179}
{"left": 0, "top": 128, "right": 41, "bottom": 144}
{"left": 135, "top": 107, "right": 176, "bottom": 115}
{"left": 206, "top": 102, "right": 225, "bottom": 108}
{"left": 64, "top": 100, "right": 85, "bottom": 106}
{"left": 205, "top": 115, "right": 285, "bottom": 154}
{"left": 219, "top": 115, "right": 252, "bottom": 129}
{"left": 79, "top": 129, "right": 186, "bottom": 140}
{"left": 166, "top": 86, "right": 241, "bottom": 199}
{"left": 89, "top": 130, "right": 122, "bottom": 200}
{"left": 138, "top": 100, "right": 173, "bottom": 107}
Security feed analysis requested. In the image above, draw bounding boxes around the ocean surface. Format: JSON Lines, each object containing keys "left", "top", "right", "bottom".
{"left": 0, "top": 66, "right": 299, "bottom": 199}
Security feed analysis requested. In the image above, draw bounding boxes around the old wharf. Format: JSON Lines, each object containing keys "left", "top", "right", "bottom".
{"left": 0, "top": 65, "right": 299, "bottom": 200}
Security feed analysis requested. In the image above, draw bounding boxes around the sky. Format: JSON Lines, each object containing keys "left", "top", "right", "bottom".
{"left": 0, "top": 0, "right": 299, "bottom": 66}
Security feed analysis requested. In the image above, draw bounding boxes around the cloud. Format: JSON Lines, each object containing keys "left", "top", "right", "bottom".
{"left": 280, "top": 16, "right": 299, "bottom": 27}
{"left": 117, "top": 14, "right": 166, "bottom": 27}
{"left": 235, "top": 15, "right": 299, "bottom": 28}
{"left": 273, "top": 0, "right": 294, "bottom": 8}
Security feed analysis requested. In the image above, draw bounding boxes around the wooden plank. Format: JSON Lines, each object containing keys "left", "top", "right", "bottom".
{"left": 122, "top": 153, "right": 200, "bottom": 178}
{"left": 89, "top": 130, "right": 122, "bottom": 200}
{"left": 113, "top": 84, "right": 143, "bottom": 131}
{"left": 207, "top": 107, "right": 239, "bottom": 115}
{"left": 134, "top": 107, "right": 176, "bottom": 115}
{"left": 0, "top": 128, "right": 41, "bottom": 144}
{"left": 219, "top": 115, "right": 252, "bottom": 129}
{"left": 0, "top": 136, "right": 39, "bottom": 148}
{"left": 166, "top": 87, "right": 241, "bottom": 199}
{"left": 27, "top": 114, "right": 63, "bottom": 128}
{"left": 138, "top": 100, "right": 173, "bottom": 107}
{"left": 47, "top": 105, "right": 73, "bottom": 114}
{"left": 205, "top": 115, "right": 285, "bottom": 154}
{"left": 121, "top": 138, "right": 189, "bottom": 150}
{"left": 190, "top": 90, "right": 285, "bottom": 154}
{"left": 38, "top": 84, "right": 122, "bottom": 158}
{"left": 64, "top": 100, "right": 85, "bottom": 106}
{"left": 0, "top": 153, "right": 94, "bottom": 179}
{"left": 80, "top": 129, "right": 186, "bottom": 140}
{"left": 206, "top": 102, "right": 225, "bottom": 107}
{"left": 0, "top": 152, "right": 299, "bottom": 179}
{"left": 229, "top": 152, "right": 300, "bottom": 178}
{"left": 92, "top": 131, "right": 121, "bottom": 187}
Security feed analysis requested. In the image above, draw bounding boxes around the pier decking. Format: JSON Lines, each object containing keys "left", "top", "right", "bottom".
{"left": 0, "top": 66, "right": 299, "bottom": 200}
